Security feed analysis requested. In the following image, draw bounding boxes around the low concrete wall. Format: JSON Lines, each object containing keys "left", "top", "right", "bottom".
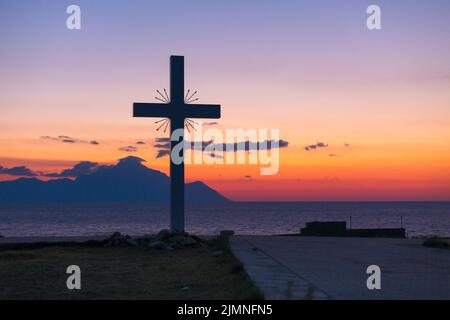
{"left": 300, "top": 221, "right": 347, "bottom": 237}
{"left": 346, "top": 228, "right": 405, "bottom": 238}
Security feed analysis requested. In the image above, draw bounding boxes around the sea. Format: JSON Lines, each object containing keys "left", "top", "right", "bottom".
{"left": 0, "top": 202, "right": 449, "bottom": 238}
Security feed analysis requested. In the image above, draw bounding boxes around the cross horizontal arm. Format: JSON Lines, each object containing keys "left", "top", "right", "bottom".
{"left": 133, "top": 103, "right": 173, "bottom": 118}
{"left": 185, "top": 104, "right": 221, "bottom": 119}
{"left": 133, "top": 102, "right": 221, "bottom": 119}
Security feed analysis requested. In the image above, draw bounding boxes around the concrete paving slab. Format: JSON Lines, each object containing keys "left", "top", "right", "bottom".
{"left": 230, "top": 236, "right": 450, "bottom": 300}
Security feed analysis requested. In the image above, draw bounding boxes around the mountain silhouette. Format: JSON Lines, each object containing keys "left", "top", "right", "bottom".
{"left": 0, "top": 156, "right": 229, "bottom": 203}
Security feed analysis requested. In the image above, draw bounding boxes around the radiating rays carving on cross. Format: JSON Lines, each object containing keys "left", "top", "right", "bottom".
{"left": 153, "top": 89, "right": 199, "bottom": 133}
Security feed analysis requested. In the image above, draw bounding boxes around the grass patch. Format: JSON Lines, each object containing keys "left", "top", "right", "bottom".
{"left": 206, "top": 235, "right": 264, "bottom": 299}
{"left": 0, "top": 236, "right": 262, "bottom": 300}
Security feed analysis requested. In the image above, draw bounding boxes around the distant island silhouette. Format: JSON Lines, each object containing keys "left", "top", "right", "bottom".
{"left": 0, "top": 156, "right": 229, "bottom": 204}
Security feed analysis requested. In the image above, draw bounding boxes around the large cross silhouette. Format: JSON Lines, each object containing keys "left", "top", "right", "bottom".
{"left": 133, "top": 56, "right": 221, "bottom": 232}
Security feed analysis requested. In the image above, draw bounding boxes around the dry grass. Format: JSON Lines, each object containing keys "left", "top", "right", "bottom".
{"left": 0, "top": 236, "right": 263, "bottom": 300}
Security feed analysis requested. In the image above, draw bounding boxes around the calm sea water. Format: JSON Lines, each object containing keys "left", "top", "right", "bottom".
{"left": 0, "top": 202, "right": 449, "bottom": 238}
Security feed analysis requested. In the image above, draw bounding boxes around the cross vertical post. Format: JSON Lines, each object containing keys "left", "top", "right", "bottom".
{"left": 170, "top": 56, "right": 185, "bottom": 232}
{"left": 133, "top": 55, "right": 221, "bottom": 233}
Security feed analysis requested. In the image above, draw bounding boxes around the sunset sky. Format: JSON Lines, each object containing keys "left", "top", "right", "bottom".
{"left": 1, "top": 0, "right": 450, "bottom": 200}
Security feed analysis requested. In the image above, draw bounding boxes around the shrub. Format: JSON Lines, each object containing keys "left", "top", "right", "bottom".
{"left": 423, "top": 237, "right": 449, "bottom": 249}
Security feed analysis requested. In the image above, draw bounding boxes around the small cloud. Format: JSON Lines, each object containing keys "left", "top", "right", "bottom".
{"left": 279, "top": 140, "right": 289, "bottom": 148}
{"left": 328, "top": 154, "right": 340, "bottom": 157}
{"left": 156, "top": 150, "right": 171, "bottom": 158}
{"left": 0, "top": 165, "right": 37, "bottom": 177}
{"left": 154, "top": 143, "right": 170, "bottom": 149}
{"left": 208, "top": 153, "right": 223, "bottom": 159}
{"left": 41, "top": 135, "right": 100, "bottom": 145}
{"left": 305, "top": 141, "right": 328, "bottom": 151}
{"left": 202, "top": 121, "right": 219, "bottom": 126}
{"left": 135, "top": 141, "right": 146, "bottom": 145}
{"left": 244, "top": 175, "right": 252, "bottom": 181}
{"left": 344, "top": 143, "right": 350, "bottom": 147}
{"left": 41, "top": 135, "right": 79, "bottom": 143}
{"left": 119, "top": 146, "right": 138, "bottom": 152}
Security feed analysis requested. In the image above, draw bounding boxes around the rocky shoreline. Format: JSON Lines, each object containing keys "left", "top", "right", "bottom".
{"left": 103, "top": 230, "right": 203, "bottom": 250}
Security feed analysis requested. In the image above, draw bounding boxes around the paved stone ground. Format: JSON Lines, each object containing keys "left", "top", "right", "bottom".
{"left": 230, "top": 236, "right": 450, "bottom": 300}
{"left": 230, "top": 236, "right": 330, "bottom": 300}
